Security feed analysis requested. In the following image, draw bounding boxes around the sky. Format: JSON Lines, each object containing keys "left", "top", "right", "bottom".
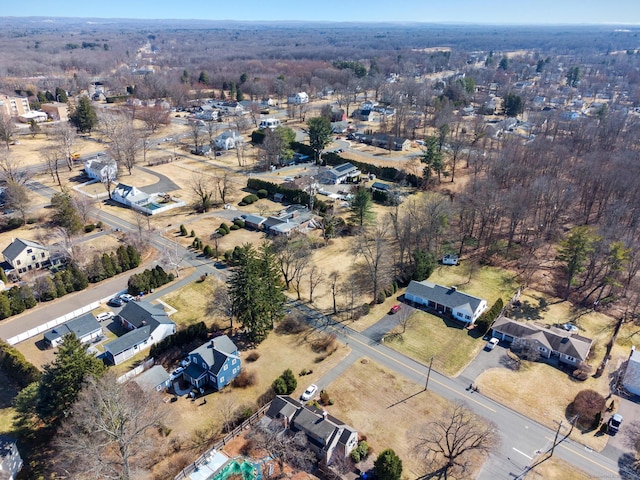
{"left": 4, "top": 0, "right": 640, "bottom": 25}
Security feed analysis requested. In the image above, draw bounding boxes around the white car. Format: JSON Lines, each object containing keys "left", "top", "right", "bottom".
{"left": 120, "top": 293, "right": 135, "bottom": 303}
{"left": 486, "top": 338, "right": 500, "bottom": 350}
{"left": 170, "top": 367, "right": 184, "bottom": 381}
{"left": 563, "top": 323, "right": 578, "bottom": 332}
{"left": 96, "top": 312, "right": 115, "bottom": 322}
{"left": 301, "top": 384, "right": 318, "bottom": 401}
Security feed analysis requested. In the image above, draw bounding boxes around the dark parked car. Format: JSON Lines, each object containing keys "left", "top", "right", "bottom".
{"left": 108, "top": 297, "right": 124, "bottom": 307}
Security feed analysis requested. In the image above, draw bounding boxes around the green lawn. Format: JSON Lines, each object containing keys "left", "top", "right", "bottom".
{"left": 385, "top": 310, "right": 484, "bottom": 377}
{"left": 428, "top": 263, "right": 520, "bottom": 306}
{"left": 161, "top": 276, "right": 224, "bottom": 327}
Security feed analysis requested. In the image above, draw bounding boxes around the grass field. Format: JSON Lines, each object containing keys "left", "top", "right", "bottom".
{"left": 0, "top": 370, "right": 18, "bottom": 435}
{"left": 384, "top": 310, "right": 483, "bottom": 376}
{"left": 161, "top": 275, "right": 224, "bottom": 327}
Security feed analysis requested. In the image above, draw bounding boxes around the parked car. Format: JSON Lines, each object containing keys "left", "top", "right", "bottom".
{"left": 563, "top": 323, "right": 578, "bottom": 332}
{"left": 486, "top": 338, "right": 500, "bottom": 350}
{"left": 301, "top": 384, "right": 318, "bottom": 401}
{"left": 609, "top": 413, "right": 623, "bottom": 434}
{"left": 108, "top": 297, "right": 124, "bottom": 307}
{"left": 120, "top": 293, "right": 135, "bottom": 303}
{"left": 96, "top": 312, "right": 115, "bottom": 322}
{"left": 170, "top": 367, "right": 184, "bottom": 381}
{"left": 389, "top": 305, "right": 401, "bottom": 314}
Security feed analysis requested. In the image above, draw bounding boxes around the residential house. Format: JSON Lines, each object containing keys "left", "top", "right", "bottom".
{"left": 214, "top": 130, "right": 242, "bottom": 150}
{"left": 183, "top": 335, "right": 241, "bottom": 389}
{"left": 288, "top": 92, "right": 309, "bottom": 104}
{"left": 218, "top": 101, "right": 244, "bottom": 115}
{"left": 104, "top": 301, "right": 175, "bottom": 365}
{"left": 267, "top": 205, "right": 315, "bottom": 236}
{"left": 85, "top": 157, "right": 118, "bottom": 183}
{"left": 322, "top": 163, "right": 361, "bottom": 185}
{"left": 491, "top": 316, "right": 593, "bottom": 367}
{"left": 40, "top": 102, "right": 69, "bottom": 121}
{"left": 330, "top": 121, "right": 349, "bottom": 134}
{"left": 265, "top": 396, "right": 358, "bottom": 466}
{"left": 404, "top": 280, "right": 487, "bottom": 325}
{"left": 2, "top": 238, "right": 50, "bottom": 274}
{"left": 0, "top": 94, "right": 30, "bottom": 117}
{"left": 371, "top": 182, "right": 391, "bottom": 193}
{"left": 43, "top": 313, "right": 102, "bottom": 348}
{"left": 132, "top": 365, "right": 171, "bottom": 392}
{"left": 353, "top": 108, "right": 372, "bottom": 121}
{"left": 261, "top": 97, "right": 276, "bottom": 107}
{"left": 0, "top": 436, "right": 23, "bottom": 480}
{"left": 243, "top": 214, "right": 267, "bottom": 230}
{"left": 259, "top": 118, "right": 281, "bottom": 130}
{"left": 622, "top": 347, "right": 640, "bottom": 396}
{"left": 112, "top": 183, "right": 150, "bottom": 208}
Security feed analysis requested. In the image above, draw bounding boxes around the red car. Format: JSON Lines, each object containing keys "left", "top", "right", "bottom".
{"left": 389, "top": 305, "right": 401, "bottom": 314}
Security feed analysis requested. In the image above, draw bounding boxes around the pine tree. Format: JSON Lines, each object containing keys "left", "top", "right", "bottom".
{"left": 374, "top": 449, "right": 403, "bottom": 480}
{"left": 126, "top": 245, "right": 141, "bottom": 268}
{"left": 69, "top": 96, "right": 98, "bottom": 133}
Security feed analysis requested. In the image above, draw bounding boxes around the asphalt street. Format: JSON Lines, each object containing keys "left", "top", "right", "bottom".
{"left": 289, "top": 299, "right": 627, "bottom": 480}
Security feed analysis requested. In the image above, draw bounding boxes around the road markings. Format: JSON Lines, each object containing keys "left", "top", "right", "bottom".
{"left": 304, "top": 311, "right": 497, "bottom": 413}
{"left": 544, "top": 436, "right": 618, "bottom": 475}
{"left": 513, "top": 448, "right": 532, "bottom": 460}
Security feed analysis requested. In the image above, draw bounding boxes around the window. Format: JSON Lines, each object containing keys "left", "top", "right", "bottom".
{"left": 538, "top": 346, "right": 547, "bottom": 352}
{"left": 16, "top": 260, "right": 20, "bottom": 265}
{"left": 41, "top": 252, "right": 45, "bottom": 258}
{"left": 224, "top": 364, "right": 228, "bottom": 371}
{"left": 232, "top": 368, "right": 237, "bottom": 374}
{"left": 457, "top": 312, "right": 463, "bottom": 318}
{"left": 566, "top": 356, "right": 576, "bottom": 362}
{"left": 26, "top": 249, "right": 32, "bottom": 254}
{"left": 232, "top": 359, "right": 236, "bottom": 365}
{"left": 465, "top": 315, "right": 471, "bottom": 320}
{"left": 32, "top": 255, "right": 36, "bottom": 261}
{"left": 220, "top": 376, "right": 225, "bottom": 383}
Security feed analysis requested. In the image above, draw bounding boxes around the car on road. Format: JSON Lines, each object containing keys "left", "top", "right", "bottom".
{"left": 563, "top": 323, "right": 578, "bottom": 332}
{"left": 108, "top": 297, "right": 124, "bottom": 307}
{"left": 389, "top": 305, "right": 401, "bottom": 314}
{"left": 301, "top": 384, "right": 318, "bottom": 401}
{"left": 486, "top": 337, "right": 500, "bottom": 350}
{"left": 170, "top": 367, "right": 184, "bottom": 381}
{"left": 120, "top": 293, "right": 135, "bottom": 303}
{"left": 609, "top": 413, "right": 623, "bottom": 434}
{"left": 96, "top": 312, "right": 115, "bottom": 322}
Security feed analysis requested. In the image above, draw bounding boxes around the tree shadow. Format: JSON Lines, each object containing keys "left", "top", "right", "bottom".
{"left": 617, "top": 452, "right": 640, "bottom": 479}
{"left": 507, "top": 298, "right": 546, "bottom": 321}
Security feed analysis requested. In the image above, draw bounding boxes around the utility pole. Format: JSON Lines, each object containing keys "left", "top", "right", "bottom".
{"left": 424, "top": 356, "right": 434, "bottom": 391}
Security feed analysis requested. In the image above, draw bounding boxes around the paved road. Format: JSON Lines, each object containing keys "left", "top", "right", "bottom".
{"left": 288, "top": 299, "right": 625, "bottom": 480}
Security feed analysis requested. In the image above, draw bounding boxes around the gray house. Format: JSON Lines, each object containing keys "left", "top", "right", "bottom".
{"left": 265, "top": 396, "right": 358, "bottom": 466}
{"left": 0, "top": 436, "right": 23, "bottom": 480}
{"left": 323, "top": 163, "right": 361, "bottom": 185}
{"left": 104, "top": 301, "right": 175, "bottom": 365}
{"left": 491, "top": 316, "right": 593, "bottom": 366}
{"left": 405, "top": 280, "right": 487, "bottom": 324}
{"left": 43, "top": 313, "right": 102, "bottom": 348}
{"left": 183, "top": 335, "right": 241, "bottom": 390}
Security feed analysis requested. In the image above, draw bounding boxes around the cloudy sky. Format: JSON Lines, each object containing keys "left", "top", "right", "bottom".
{"left": 4, "top": 0, "right": 640, "bottom": 24}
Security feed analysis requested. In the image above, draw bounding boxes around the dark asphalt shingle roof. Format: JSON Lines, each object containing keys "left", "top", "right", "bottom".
{"left": 406, "top": 280, "right": 485, "bottom": 314}
{"left": 189, "top": 335, "right": 238, "bottom": 375}
{"left": 2, "top": 238, "right": 47, "bottom": 262}
{"left": 119, "top": 301, "right": 173, "bottom": 330}
{"left": 104, "top": 326, "right": 151, "bottom": 356}
{"left": 43, "top": 313, "right": 101, "bottom": 344}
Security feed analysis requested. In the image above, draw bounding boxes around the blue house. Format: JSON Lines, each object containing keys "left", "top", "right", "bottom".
{"left": 183, "top": 335, "right": 241, "bottom": 390}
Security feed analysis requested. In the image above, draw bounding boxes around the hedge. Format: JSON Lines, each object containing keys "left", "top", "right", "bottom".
{"left": 127, "top": 265, "right": 174, "bottom": 295}
{"left": 0, "top": 340, "right": 41, "bottom": 388}
{"left": 149, "top": 322, "right": 208, "bottom": 357}
{"left": 321, "top": 150, "right": 420, "bottom": 187}
{"left": 475, "top": 298, "right": 504, "bottom": 335}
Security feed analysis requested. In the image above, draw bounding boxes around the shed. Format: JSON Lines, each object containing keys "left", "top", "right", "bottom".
{"left": 623, "top": 347, "right": 640, "bottom": 396}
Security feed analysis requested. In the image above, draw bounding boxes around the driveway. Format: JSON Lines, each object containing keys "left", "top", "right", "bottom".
{"left": 361, "top": 304, "right": 417, "bottom": 342}
{"left": 137, "top": 165, "right": 180, "bottom": 194}
{"left": 602, "top": 395, "right": 639, "bottom": 457}
{"left": 458, "top": 338, "right": 509, "bottom": 384}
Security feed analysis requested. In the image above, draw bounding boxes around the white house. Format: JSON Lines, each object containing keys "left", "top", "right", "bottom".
{"left": 288, "top": 92, "right": 309, "bottom": 104}
{"left": 85, "top": 157, "right": 117, "bottom": 183}
{"left": 112, "top": 183, "right": 150, "bottom": 208}
{"left": 322, "top": 163, "right": 361, "bottom": 185}
{"left": 623, "top": 347, "right": 640, "bottom": 396}
{"left": 43, "top": 313, "right": 103, "bottom": 348}
{"left": 404, "top": 280, "right": 487, "bottom": 324}
{"left": 104, "top": 301, "right": 175, "bottom": 365}
{"left": 0, "top": 435, "right": 23, "bottom": 480}
{"left": 214, "top": 130, "right": 242, "bottom": 150}
{"left": 218, "top": 101, "right": 244, "bottom": 115}
{"left": 259, "top": 118, "right": 281, "bottom": 130}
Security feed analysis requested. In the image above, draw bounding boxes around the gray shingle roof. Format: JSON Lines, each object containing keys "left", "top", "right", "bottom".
{"left": 2, "top": 238, "right": 47, "bottom": 262}
{"left": 119, "top": 301, "right": 173, "bottom": 330}
{"left": 189, "top": 335, "right": 238, "bottom": 375}
{"left": 133, "top": 365, "right": 170, "bottom": 390}
{"left": 104, "top": 326, "right": 151, "bottom": 356}
{"left": 406, "top": 280, "right": 485, "bottom": 313}
{"left": 43, "top": 313, "right": 101, "bottom": 344}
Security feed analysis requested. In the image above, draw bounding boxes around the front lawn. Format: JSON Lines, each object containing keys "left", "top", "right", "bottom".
{"left": 384, "top": 310, "right": 484, "bottom": 377}
{"left": 161, "top": 276, "right": 225, "bottom": 327}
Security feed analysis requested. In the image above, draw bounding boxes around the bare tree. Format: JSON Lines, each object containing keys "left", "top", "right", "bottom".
{"left": 0, "top": 148, "right": 29, "bottom": 184}
{"left": 52, "top": 123, "right": 77, "bottom": 171}
{"left": 100, "top": 111, "right": 141, "bottom": 174}
{"left": 308, "top": 265, "right": 324, "bottom": 304}
{"left": 273, "top": 235, "right": 310, "bottom": 290}
{"left": 329, "top": 270, "right": 340, "bottom": 315}
{"left": 411, "top": 401, "right": 499, "bottom": 478}
{"left": 213, "top": 170, "right": 233, "bottom": 204}
{"left": 190, "top": 173, "right": 217, "bottom": 212}
{"left": 216, "top": 392, "right": 238, "bottom": 433}
{"left": 4, "top": 181, "right": 31, "bottom": 224}
{"left": 138, "top": 104, "right": 169, "bottom": 133}
{"left": 72, "top": 193, "right": 95, "bottom": 225}
{"left": 55, "top": 372, "right": 167, "bottom": 480}
{"left": 190, "top": 121, "right": 204, "bottom": 151}
{"left": 42, "top": 147, "right": 63, "bottom": 187}
{"left": 247, "top": 419, "right": 316, "bottom": 474}
{"left": 208, "top": 285, "right": 234, "bottom": 330}
{"left": 0, "top": 112, "right": 15, "bottom": 150}
{"left": 352, "top": 225, "right": 392, "bottom": 303}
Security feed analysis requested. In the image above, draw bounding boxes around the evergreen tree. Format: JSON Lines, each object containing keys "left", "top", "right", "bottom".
{"left": 0, "top": 293, "right": 11, "bottom": 319}
{"left": 8, "top": 287, "right": 25, "bottom": 315}
{"left": 557, "top": 226, "right": 596, "bottom": 300}
{"left": 110, "top": 252, "right": 122, "bottom": 274}
{"left": 55, "top": 87, "right": 68, "bottom": 103}
{"left": 53, "top": 274, "right": 67, "bottom": 297}
{"left": 281, "top": 368, "right": 297, "bottom": 394}
{"left": 307, "top": 116, "right": 333, "bottom": 163}
{"left": 35, "top": 335, "right": 105, "bottom": 424}
{"left": 349, "top": 188, "right": 375, "bottom": 227}
{"left": 69, "top": 96, "right": 98, "bottom": 133}
{"left": 117, "top": 246, "right": 131, "bottom": 271}
{"left": 126, "top": 245, "right": 141, "bottom": 268}
{"left": 51, "top": 192, "right": 83, "bottom": 236}
{"left": 374, "top": 449, "right": 403, "bottom": 480}
{"left": 503, "top": 93, "right": 524, "bottom": 117}
{"left": 68, "top": 263, "right": 88, "bottom": 290}
{"left": 101, "top": 253, "right": 116, "bottom": 277}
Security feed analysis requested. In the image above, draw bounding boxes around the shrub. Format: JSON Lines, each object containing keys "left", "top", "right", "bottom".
{"left": 376, "top": 291, "right": 386, "bottom": 304}
{"left": 257, "top": 189, "right": 268, "bottom": 198}
{"left": 180, "top": 224, "right": 188, "bottom": 236}
{"left": 219, "top": 223, "right": 231, "bottom": 234}
{"left": 320, "top": 389, "right": 330, "bottom": 405}
{"left": 233, "top": 218, "right": 245, "bottom": 228}
{"left": 230, "top": 224, "right": 239, "bottom": 231}
{"left": 233, "top": 370, "right": 257, "bottom": 388}
{"left": 312, "top": 333, "right": 337, "bottom": 353}
{"left": 276, "top": 316, "right": 308, "bottom": 334}
{"left": 350, "top": 440, "right": 370, "bottom": 463}
{"left": 374, "top": 449, "right": 403, "bottom": 480}
{"left": 569, "top": 389, "right": 606, "bottom": 430}
{"left": 190, "top": 229, "right": 196, "bottom": 237}
{"left": 203, "top": 245, "right": 214, "bottom": 257}
{"left": 84, "top": 224, "right": 96, "bottom": 233}
{"left": 150, "top": 322, "right": 208, "bottom": 358}
{"left": 475, "top": 298, "right": 504, "bottom": 335}
{"left": 238, "top": 202, "right": 247, "bottom": 207}
{"left": 0, "top": 340, "right": 41, "bottom": 387}
{"left": 246, "top": 351, "right": 260, "bottom": 362}
{"left": 281, "top": 368, "right": 297, "bottom": 393}
{"left": 216, "top": 228, "right": 227, "bottom": 236}
{"left": 241, "top": 194, "right": 259, "bottom": 205}
{"left": 272, "top": 377, "right": 287, "bottom": 395}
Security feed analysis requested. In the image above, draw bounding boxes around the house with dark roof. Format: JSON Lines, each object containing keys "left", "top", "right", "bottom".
{"left": 371, "top": 182, "right": 391, "bottom": 193}
{"left": 264, "top": 396, "right": 358, "bottom": 466}
{"left": 0, "top": 435, "right": 23, "bottom": 480}
{"left": 491, "top": 316, "right": 593, "bottom": 366}
{"left": 243, "top": 214, "right": 267, "bottom": 230}
{"left": 103, "top": 301, "right": 175, "bottom": 365}
{"left": 43, "top": 313, "right": 102, "bottom": 348}
{"left": 405, "top": 280, "right": 487, "bottom": 324}
{"left": 2, "top": 238, "right": 50, "bottom": 274}
{"left": 182, "top": 335, "right": 240, "bottom": 390}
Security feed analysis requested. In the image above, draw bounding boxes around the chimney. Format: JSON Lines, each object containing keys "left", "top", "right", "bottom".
{"left": 451, "top": 286, "right": 457, "bottom": 291}
{"left": 322, "top": 411, "right": 328, "bottom": 420}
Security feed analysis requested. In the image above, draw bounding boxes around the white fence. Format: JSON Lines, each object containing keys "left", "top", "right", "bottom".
{"left": 117, "top": 358, "right": 155, "bottom": 384}
{"left": 5, "top": 292, "right": 120, "bottom": 346}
